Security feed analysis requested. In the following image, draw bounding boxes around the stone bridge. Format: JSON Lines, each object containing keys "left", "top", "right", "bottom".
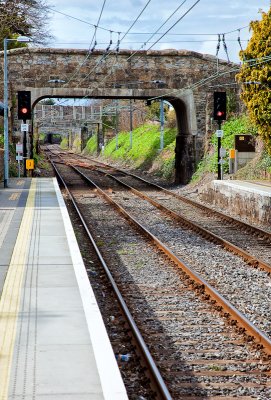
{"left": 0, "top": 47, "right": 238, "bottom": 183}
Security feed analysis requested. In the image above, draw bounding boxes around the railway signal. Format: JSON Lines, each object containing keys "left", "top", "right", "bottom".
{"left": 213, "top": 91, "right": 226, "bottom": 121}
{"left": 213, "top": 92, "right": 227, "bottom": 180}
{"left": 18, "top": 90, "right": 32, "bottom": 121}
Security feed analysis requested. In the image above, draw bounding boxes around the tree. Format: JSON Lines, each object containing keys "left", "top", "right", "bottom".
{"left": 0, "top": 0, "right": 52, "bottom": 49}
{"left": 236, "top": 8, "right": 271, "bottom": 153}
{"left": 146, "top": 101, "right": 169, "bottom": 122}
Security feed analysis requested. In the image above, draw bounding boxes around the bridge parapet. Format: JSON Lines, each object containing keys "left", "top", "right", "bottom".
{"left": 0, "top": 47, "right": 239, "bottom": 183}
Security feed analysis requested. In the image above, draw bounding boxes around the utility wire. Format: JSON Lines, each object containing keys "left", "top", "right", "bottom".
{"left": 147, "top": 0, "right": 201, "bottom": 51}
{"left": 222, "top": 34, "right": 230, "bottom": 62}
{"left": 63, "top": 0, "right": 107, "bottom": 87}
{"left": 128, "top": 0, "right": 201, "bottom": 66}
{"left": 74, "top": 0, "right": 153, "bottom": 87}
{"left": 147, "top": 53, "right": 271, "bottom": 102}
{"left": 127, "top": 0, "right": 188, "bottom": 61}
{"left": 88, "top": 0, "right": 107, "bottom": 51}
{"left": 48, "top": 6, "right": 249, "bottom": 38}
{"left": 47, "top": 6, "right": 113, "bottom": 33}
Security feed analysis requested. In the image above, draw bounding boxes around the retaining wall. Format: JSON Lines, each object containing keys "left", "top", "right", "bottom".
{"left": 198, "top": 180, "right": 271, "bottom": 226}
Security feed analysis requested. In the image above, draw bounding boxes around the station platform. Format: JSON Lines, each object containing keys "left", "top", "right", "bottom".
{"left": 0, "top": 178, "right": 128, "bottom": 400}
{"left": 198, "top": 179, "right": 271, "bottom": 226}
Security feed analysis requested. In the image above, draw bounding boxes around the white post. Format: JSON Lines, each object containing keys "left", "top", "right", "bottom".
{"left": 160, "top": 99, "right": 164, "bottom": 151}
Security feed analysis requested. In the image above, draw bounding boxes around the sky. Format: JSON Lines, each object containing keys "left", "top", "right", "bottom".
{"left": 46, "top": 0, "right": 271, "bottom": 64}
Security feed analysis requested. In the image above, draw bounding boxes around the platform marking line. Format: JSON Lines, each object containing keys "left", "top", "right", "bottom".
{"left": 0, "top": 179, "right": 36, "bottom": 400}
{"left": 53, "top": 178, "right": 128, "bottom": 400}
{"left": 10, "top": 179, "right": 41, "bottom": 398}
{"left": 8, "top": 193, "right": 19, "bottom": 201}
{"left": 16, "top": 180, "right": 25, "bottom": 186}
{"left": 0, "top": 210, "right": 15, "bottom": 249}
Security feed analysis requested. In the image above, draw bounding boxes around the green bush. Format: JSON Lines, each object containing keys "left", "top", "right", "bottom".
{"left": 60, "top": 137, "right": 68, "bottom": 149}
{"left": 101, "top": 124, "right": 176, "bottom": 168}
{"left": 198, "top": 115, "right": 257, "bottom": 175}
{"left": 84, "top": 124, "right": 177, "bottom": 180}
{"left": 85, "top": 134, "right": 98, "bottom": 153}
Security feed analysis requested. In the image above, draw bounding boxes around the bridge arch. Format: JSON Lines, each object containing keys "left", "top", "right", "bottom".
{"left": 0, "top": 47, "right": 238, "bottom": 183}
{"left": 31, "top": 87, "right": 196, "bottom": 183}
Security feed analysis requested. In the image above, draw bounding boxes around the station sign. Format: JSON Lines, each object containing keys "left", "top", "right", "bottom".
{"left": 16, "top": 143, "right": 23, "bottom": 153}
{"left": 219, "top": 147, "right": 227, "bottom": 158}
{"left": 26, "top": 159, "right": 35, "bottom": 170}
{"left": 216, "top": 130, "right": 223, "bottom": 138}
{"left": 21, "top": 123, "right": 29, "bottom": 132}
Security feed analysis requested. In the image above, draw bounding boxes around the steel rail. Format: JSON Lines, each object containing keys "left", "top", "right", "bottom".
{"left": 123, "top": 171, "right": 271, "bottom": 241}
{"left": 92, "top": 168, "right": 271, "bottom": 274}
{"left": 50, "top": 159, "right": 173, "bottom": 400}
{"left": 71, "top": 165, "right": 271, "bottom": 355}
{"left": 46, "top": 150, "right": 271, "bottom": 270}
{"left": 88, "top": 158, "right": 271, "bottom": 242}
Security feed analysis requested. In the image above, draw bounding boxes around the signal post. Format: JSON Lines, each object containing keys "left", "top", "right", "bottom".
{"left": 213, "top": 92, "right": 227, "bottom": 180}
{"left": 18, "top": 91, "right": 32, "bottom": 177}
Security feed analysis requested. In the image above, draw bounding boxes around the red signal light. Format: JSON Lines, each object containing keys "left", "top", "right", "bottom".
{"left": 213, "top": 92, "right": 226, "bottom": 121}
{"left": 18, "top": 91, "right": 32, "bottom": 120}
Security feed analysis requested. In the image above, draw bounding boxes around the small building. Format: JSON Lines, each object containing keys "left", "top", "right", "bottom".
{"left": 235, "top": 134, "right": 256, "bottom": 169}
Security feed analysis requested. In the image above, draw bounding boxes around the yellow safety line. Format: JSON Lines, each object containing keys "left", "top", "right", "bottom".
{"left": 0, "top": 179, "right": 36, "bottom": 400}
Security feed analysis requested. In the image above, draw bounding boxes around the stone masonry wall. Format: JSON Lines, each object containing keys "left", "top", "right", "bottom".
{"left": 198, "top": 180, "right": 271, "bottom": 226}
{"left": 0, "top": 48, "right": 237, "bottom": 136}
{"left": 0, "top": 48, "right": 238, "bottom": 183}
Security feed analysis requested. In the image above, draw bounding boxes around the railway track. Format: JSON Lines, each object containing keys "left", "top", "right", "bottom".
{"left": 45, "top": 146, "right": 271, "bottom": 270}
{"left": 45, "top": 147, "right": 271, "bottom": 399}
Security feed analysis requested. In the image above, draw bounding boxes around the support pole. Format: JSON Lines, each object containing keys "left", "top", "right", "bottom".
{"left": 160, "top": 99, "right": 164, "bottom": 151}
{"left": 3, "top": 38, "right": 8, "bottom": 187}
{"left": 129, "top": 99, "right": 133, "bottom": 149}
{"left": 115, "top": 100, "right": 119, "bottom": 150}
{"left": 217, "top": 121, "right": 222, "bottom": 180}
{"left": 23, "top": 119, "right": 27, "bottom": 177}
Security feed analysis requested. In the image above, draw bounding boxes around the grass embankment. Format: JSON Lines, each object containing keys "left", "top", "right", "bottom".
{"left": 84, "top": 124, "right": 177, "bottom": 180}
{"left": 64, "top": 115, "right": 271, "bottom": 184}
{"left": 192, "top": 115, "right": 271, "bottom": 182}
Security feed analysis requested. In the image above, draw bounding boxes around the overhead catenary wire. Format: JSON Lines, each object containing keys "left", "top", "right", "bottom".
{"left": 127, "top": 0, "right": 201, "bottom": 66}
{"left": 62, "top": 0, "right": 108, "bottom": 87}
{"left": 48, "top": 6, "right": 249, "bottom": 39}
{"left": 73, "top": 0, "right": 153, "bottom": 87}
{"left": 44, "top": 52, "right": 271, "bottom": 118}
{"left": 88, "top": 0, "right": 107, "bottom": 51}
{"left": 147, "top": 53, "right": 271, "bottom": 103}
{"left": 222, "top": 34, "right": 230, "bottom": 63}
{"left": 48, "top": 2, "right": 252, "bottom": 68}
{"left": 41, "top": 2, "right": 270, "bottom": 110}
{"left": 47, "top": 4, "right": 253, "bottom": 84}
{"left": 126, "top": 0, "right": 188, "bottom": 62}
{"left": 146, "top": 0, "right": 201, "bottom": 52}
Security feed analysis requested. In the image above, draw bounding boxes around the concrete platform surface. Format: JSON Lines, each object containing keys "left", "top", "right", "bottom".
{"left": 0, "top": 178, "right": 128, "bottom": 400}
